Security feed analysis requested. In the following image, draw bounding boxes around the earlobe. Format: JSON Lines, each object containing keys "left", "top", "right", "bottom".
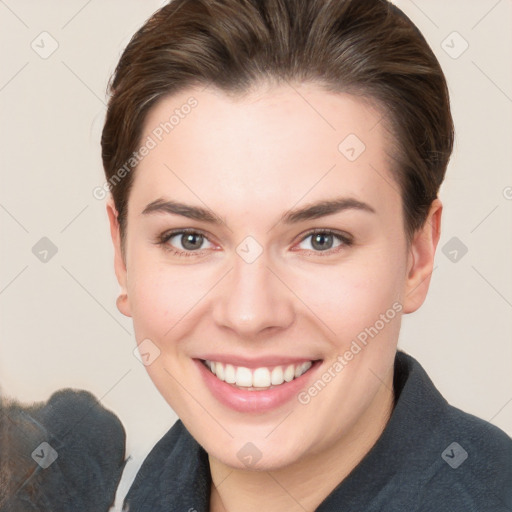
{"left": 106, "top": 198, "right": 132, "bottom": 318}
{"left": 402, "top": 199, "right": 442, "bottom": 314}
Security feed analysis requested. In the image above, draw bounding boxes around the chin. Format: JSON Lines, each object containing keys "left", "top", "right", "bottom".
{"left": 200, "top": 425, "right": 312, "bottom": 472}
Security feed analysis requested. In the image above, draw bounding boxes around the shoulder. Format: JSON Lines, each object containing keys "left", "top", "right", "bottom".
{"left": 392, "top": 351, "right": 512, "bottom": 510}
{"left": 418, "top": 402, "right": 512, "bottom": 511}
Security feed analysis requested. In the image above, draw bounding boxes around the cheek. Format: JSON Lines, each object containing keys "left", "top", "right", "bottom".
{"left": 292, "top": 250, "right": 406, "bottom": 342}
{"left": 126, "top": 255, "right": 213, "bottom": 342}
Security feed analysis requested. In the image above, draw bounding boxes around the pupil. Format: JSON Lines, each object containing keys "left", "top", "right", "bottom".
{"left": 312, "top": 233, "right": 332, "bottom": 251}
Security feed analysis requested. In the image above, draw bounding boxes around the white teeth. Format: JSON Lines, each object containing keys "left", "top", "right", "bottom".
{"left": 252, "top": 367, "right": 271, "bottom": 388}
{"left": 271, "top": 366, "right": 284, "bottom": 385}
{"left": 224, "top": 364, "right": 236, "bottom": 384}
{"left": 235, "top": 366, "right": 253, "bottom": 387}
{"left": 284, "top": 364, "right": 295, "bottom": 382}
{"left": 204, "top": 359, "right": 314, "bottom": 389}
{"left": 301, "top": 361, "right": 312, "bottom": 374}
{"left": 215, "top": 362, "right": 225, "bottom": 381}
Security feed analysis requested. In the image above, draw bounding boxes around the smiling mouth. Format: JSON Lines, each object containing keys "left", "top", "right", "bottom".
{"left": 201, "top": 359, "right": 320, "bottom": 391}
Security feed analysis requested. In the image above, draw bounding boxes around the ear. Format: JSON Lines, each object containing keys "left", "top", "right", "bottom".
{"left": 402, "top": 198, "right": 442, "bottom": 314}
{"left": 106, "top": 198, "right": 132, "bottom": 318}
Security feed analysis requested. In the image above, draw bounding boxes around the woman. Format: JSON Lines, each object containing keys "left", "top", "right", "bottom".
{"left": 100, "top": 0, "right": 512, "bottom": 510}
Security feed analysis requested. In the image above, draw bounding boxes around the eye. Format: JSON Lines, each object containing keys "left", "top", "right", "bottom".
{"left": 295, "top": 229, "right": 353, "bottom": 255}
{"left": 156, "top": 228, "right": 353, "bottom": 257}
{"left": 157, "top": 229, "right": 215, "bottom": 256}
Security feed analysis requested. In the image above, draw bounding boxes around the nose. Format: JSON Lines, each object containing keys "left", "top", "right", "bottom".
{"left": 211, "top": 249, "right": 295, "bottom": 339}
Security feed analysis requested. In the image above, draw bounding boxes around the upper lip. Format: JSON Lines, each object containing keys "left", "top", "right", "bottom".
{"left": 195, "top": 354, "right": 322, "bottom": 369}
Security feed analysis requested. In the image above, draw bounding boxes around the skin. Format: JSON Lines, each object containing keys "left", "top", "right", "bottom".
{"left": 107, "top": 82, "right": 442, "bottom": 511}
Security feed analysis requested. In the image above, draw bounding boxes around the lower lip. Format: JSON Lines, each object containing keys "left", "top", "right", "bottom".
{"left": 194, "top": 359, "right": 322, "bottom": 413}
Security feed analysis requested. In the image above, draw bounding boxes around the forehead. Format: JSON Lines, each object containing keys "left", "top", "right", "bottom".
{"left": 131, "top": 83, "right": 400, "bottom": 224}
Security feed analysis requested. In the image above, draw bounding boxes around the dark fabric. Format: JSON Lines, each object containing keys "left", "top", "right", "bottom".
{"left": 0, "top": 389, "right": 127, "bottom": 512}
{"left": 124, "top": 350, "right": 512, "bottom": 511}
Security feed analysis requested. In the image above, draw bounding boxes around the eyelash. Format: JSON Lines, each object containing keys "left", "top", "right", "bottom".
{"left": 155, "top": 228, "right": 354, "bottom": 258}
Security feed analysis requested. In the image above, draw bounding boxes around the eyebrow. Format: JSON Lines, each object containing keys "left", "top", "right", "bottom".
{"left": 141, "top": 197, "right": 376, "bottom": 225}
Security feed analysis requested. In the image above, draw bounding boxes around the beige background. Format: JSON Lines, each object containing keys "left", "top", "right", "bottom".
{"left": 1, "top": 0, "right": 511, "bottom": 509}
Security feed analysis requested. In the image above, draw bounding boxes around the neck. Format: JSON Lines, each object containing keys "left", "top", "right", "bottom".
{"left": 209, "top": 371, "right": 395, "bottom": 512}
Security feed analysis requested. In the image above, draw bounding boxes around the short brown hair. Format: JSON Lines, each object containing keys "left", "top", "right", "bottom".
{"left": 101, "top": 0, "right": 454, "bottom": 248}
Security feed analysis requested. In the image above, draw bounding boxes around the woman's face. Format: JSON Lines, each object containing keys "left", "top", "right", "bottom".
{"left": 108, "top": 83, "right": 439, "bottom": 470}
